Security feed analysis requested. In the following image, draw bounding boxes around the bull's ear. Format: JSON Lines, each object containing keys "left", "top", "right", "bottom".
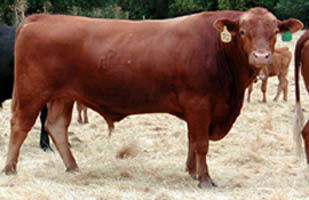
{"left": 278, "top": 19, "right": 303, "bottom": 33}
{"left": 213, "top": 18, "right": 238, "bottom": 36}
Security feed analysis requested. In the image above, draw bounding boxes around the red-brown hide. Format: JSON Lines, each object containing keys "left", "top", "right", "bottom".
{"left": 5, "top": 8, "right": 303, "bottom": 188}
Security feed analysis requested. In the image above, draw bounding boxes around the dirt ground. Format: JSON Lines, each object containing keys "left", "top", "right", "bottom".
{"left": 1, "top": 31, "right": 309, "bottom": 200}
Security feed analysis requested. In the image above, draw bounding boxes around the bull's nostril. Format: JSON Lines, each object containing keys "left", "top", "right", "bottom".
{"left": 252, "top": 51, "right": 271, "bottom": 60}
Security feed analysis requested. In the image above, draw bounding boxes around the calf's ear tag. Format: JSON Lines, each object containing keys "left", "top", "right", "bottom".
{"left": 220, "top": 26, "right": 232, "bottom": 43}
{"left": 282, "top": 31, "right": 292, "bottom": 42}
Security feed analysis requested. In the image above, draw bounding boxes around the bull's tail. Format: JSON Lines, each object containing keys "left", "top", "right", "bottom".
{"left": 294, "top": 102, "right": 304, "bottom": 157}
{"left": 294, "top": 34, "right": 306, "bottom": 157}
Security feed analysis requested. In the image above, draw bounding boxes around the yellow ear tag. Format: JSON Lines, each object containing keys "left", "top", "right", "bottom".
{"left": 220, "top": 26, "right": 232, "bottom": 43}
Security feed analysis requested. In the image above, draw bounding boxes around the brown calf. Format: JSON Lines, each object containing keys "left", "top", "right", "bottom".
{"left": 4, "top": 8, "right": 302, "bottom": 188}
{"left": 247, "top": 47, "right": 292, "bottom": 103}
{"left": 76, "top": 102, "right": 88, "bottom": 124}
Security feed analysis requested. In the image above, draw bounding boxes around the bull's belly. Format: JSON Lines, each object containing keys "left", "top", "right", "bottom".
{"left": 82, "top": 89, "right": 182, "bottom": 120}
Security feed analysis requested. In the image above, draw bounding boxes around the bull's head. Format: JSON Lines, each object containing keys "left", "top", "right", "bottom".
{"left": 213, "top": 8, "right": 303, "bottom": 69}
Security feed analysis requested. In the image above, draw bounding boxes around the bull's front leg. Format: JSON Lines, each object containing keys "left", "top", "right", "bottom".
{"left": 185, "top": 106, "right": 215, "bottom": 188}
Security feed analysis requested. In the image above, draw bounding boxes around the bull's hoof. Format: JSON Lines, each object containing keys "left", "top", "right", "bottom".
{"left": 198, "top": 180, "right": 217, "bottom": 188}
{"left": 3, "top": 163, "right": 17, "bottom": 175}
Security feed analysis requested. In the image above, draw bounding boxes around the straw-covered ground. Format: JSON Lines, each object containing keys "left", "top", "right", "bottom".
{"left": 1, "top": 31, "right": 309, "bottom": 200}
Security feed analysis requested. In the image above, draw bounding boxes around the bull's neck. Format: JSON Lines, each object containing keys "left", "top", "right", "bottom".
{"left": 221, "top": 40, "right": 258, "bottom": 96}
{"left": 207, "top": 39, "right": 259, "bottom": 141}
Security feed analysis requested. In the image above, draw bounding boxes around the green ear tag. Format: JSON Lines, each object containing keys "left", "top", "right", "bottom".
{"left": 282, "top": 31, "right": 292, "bottom": 42}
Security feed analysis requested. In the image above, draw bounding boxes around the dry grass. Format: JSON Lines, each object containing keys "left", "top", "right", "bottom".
{"left": 1, "top": 31, "right": 309, "bottom": 199}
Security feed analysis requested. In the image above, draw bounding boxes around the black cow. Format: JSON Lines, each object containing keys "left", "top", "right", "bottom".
{"left": 0, "top": 24, "right": 51, "bottom": 151}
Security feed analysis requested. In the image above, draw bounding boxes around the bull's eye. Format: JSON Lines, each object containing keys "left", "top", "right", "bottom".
{"left": 240, "top": 30, "right": 245, "bottom": 36}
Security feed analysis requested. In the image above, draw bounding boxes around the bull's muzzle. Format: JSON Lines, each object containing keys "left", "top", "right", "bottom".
{"left": 249, "top": 50, "right": 272, "bottom": 67}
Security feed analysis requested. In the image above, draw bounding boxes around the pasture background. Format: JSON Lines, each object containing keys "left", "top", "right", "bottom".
{"left": 1, "top": 0, "right": 309, "bottom": 28}
{"left": 0, "top": 31, "right": 309, "bottom": 200}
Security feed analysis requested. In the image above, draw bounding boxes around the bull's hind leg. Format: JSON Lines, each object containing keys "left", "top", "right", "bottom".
{"left": 4, "top": 103, "right": 42, "bottom": 174}
{"left": 45, "top": 99, "right": 77, "bottom": 171}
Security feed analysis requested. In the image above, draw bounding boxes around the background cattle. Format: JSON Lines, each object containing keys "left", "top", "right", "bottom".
{"left": 76, "top": 102, "right": 88, "bottom": 124}
{"left": 294, "top": 30, "right": 309, "bottom": 170}
{"left": 0, "top": 24, "right": 51, "bottom": 150}
{"left": 4, "top": 8, "right": 302, "bottom": 188}
{"left": 247, "top": 47, "right": 292, "bottom": 103}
